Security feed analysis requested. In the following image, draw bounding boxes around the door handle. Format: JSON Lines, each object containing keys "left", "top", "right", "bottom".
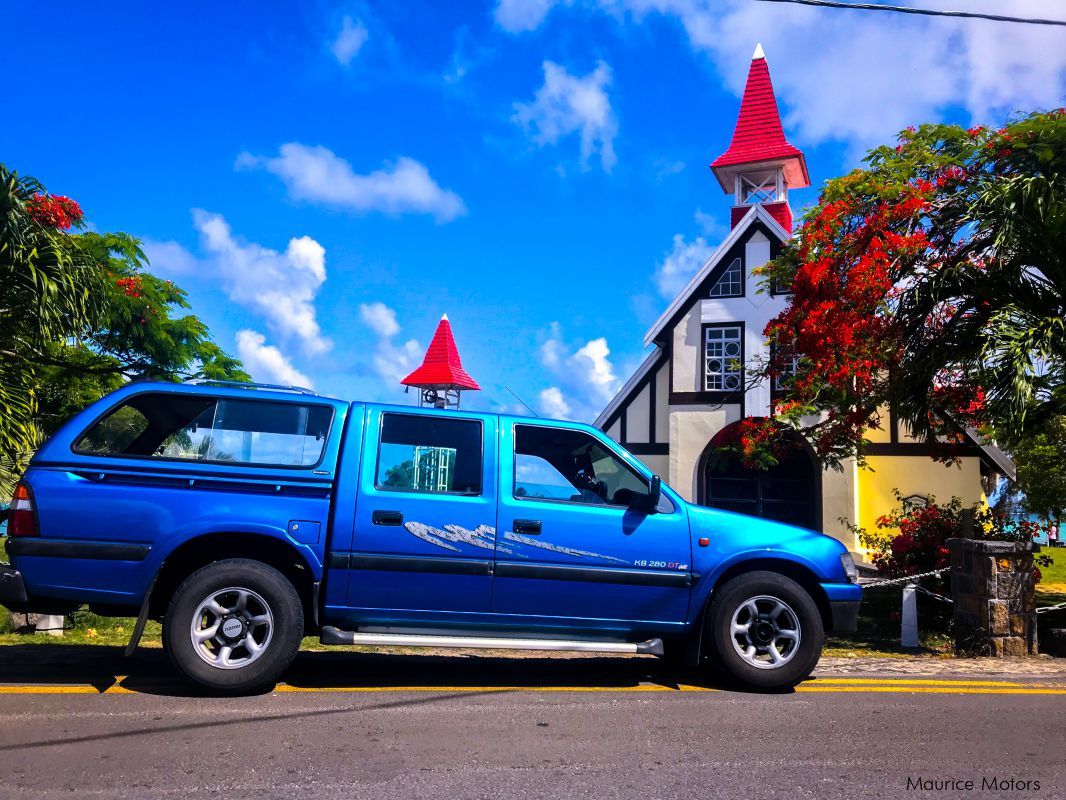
{"left": 513, "top": 519, "right": 541, "bottom": 536}
{"left": 372, "top": 510, "right": 404, "bottom": 526}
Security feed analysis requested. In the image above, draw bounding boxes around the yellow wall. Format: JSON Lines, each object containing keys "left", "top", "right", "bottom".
{"left": 856, "top": 455, "right": 985, "bottom": 553}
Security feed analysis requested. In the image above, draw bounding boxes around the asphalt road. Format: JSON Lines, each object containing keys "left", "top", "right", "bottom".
{"left": 1, "top": 647, "right": 1064, "bottom": 800}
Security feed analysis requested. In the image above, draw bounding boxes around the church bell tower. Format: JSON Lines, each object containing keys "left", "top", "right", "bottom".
{"left": 710, "top": 43, "right": 809, "bottom": 233}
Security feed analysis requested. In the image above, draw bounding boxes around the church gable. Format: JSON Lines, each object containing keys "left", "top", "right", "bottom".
{"left": 643, "top": 205, "right": 789, "bottom": 350}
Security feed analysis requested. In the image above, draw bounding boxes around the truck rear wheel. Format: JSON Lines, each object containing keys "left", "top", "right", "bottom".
{"left": 704, "top": 571, "right": 823, "bottom": 690}
{"left": 163, "top": 558, "right": 303, "bottom": 693}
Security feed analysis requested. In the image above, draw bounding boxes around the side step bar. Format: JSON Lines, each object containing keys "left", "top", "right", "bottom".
{"left": 320, "top": 626, "right": 664, "bottom": 656}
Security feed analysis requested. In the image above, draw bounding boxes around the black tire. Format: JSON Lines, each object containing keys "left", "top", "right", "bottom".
{"left": 704, "top": 571, "right": 823, "bottom": 690}
{"left": 163, "top": 558, "right": 303, "bottom": 694}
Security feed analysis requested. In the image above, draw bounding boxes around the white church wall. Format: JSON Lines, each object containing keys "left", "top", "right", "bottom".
{"left": 668, "top": 404, "right": 743, "bottom": 501}
{"left": 625, "top": 383, "right": 651, "bottom": 444}
{"left": 634, "top": 454, "right": 669, "bottom": 479}
{"left": 672, "top": 305, "right": 702, "bottom": 393}
{"left": 654, "top": 362, "right": 669, "bottom": 443}
{"left": 605, "top": 419, "right": 621, "bottom": 442}
{"left": 821, "top": 458, "right": 859, "bottom": 550}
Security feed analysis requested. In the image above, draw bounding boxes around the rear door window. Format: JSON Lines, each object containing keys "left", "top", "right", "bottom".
{"left": 74, "top": 393, "right": 333, "bottom": 468}
{"left": 375, "top": 413, "right": 483, "bottom": 495}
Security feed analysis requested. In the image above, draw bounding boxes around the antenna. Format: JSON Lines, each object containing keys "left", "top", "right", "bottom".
{"left": 505, "top": 386, "right": 539, "bottom": 417}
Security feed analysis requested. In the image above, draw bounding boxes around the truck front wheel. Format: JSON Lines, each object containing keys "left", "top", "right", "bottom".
{"left": 163, "top": 559, "right": 304, "bottom": 693}
{"left": 705, "top": 571, "right": 823, "bottom": 690}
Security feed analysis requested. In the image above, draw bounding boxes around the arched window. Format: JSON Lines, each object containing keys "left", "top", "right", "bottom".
{"left": 698, "top": 424, "right": 821, "bottom": 531}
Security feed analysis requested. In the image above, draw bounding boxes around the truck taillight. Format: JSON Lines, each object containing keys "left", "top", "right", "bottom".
{"left": 9, "top": 482, "right": 37, "bottom": 537}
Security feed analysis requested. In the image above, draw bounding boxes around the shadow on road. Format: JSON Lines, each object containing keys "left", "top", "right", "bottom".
{"left": 0, "top": 687, "right": 512, "bottom": 753}
{"left": 0, "top": 642, "right": 776, "bottom": 696}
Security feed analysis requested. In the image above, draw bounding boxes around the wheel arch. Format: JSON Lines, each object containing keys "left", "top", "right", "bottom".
{"left": 148, "top": 532, "right": 319, "bottom": 632}
{"left": 690, "top": 558, "right": 833, "bottom": 663}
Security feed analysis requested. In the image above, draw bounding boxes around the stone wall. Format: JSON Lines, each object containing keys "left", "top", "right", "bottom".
{"left": 948, "top": 538, "right": 1037, "bottom": 656}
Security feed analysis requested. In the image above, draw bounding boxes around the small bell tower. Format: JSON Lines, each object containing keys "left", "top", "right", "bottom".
{"left": 400, "top": 313, "right": 480, "bottom": 409}
{"left": 711, "top": 43, "right": 809, "bottom": 233}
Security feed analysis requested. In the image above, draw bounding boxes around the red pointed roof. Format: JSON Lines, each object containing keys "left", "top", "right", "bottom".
{"left": 401, "top": 314, "right": 481, "bottom": 391}
{"left": 711, "top": 44, "right": 809, "bottom": 192}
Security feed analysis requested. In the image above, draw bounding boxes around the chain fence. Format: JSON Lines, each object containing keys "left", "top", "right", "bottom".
{"left": 859, "top": 567, "right": 952, "bottom": 589}
{"left": 860, "top": 565, "right": 1066, "bottom": 616}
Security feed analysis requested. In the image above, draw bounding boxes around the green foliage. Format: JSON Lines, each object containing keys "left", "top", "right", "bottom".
{"left": 1010, "top": 411, "right": 1066, "bottom": 522}
{"left": 0, "top": 165, "right": 103, "bottom": 464}
{"left": 382, "top": 460, "right": 415, "bottom": 488}
{"left": 0, "top": 163, "right": 248, "bottom": 488}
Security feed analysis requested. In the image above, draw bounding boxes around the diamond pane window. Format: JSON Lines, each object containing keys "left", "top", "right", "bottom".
{"left": 705, "top": 326, "right": 743, "bottom": 391}
{"left": 709, "top": 258, "right": 743, "bottom": 298}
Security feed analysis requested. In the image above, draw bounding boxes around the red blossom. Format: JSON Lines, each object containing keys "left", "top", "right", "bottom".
{"left": 26, "top": 194, "right": 83, "bottom": 230}
{"left": 115, "top": 276, "right": 144, "bottom": 297}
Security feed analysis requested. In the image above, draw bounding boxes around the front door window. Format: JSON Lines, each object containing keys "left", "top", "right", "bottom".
{"left": 514, "top": 425, "right": 653, "bottom": 508}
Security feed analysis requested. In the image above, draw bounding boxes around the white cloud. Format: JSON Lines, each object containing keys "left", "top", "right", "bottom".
{"left": 655, "top": 233, "right": 712, "bottom": 299}
{"left": 193, "top": 210, "right": 331, "bottom": 355}
{"left": 236, "top": 330, "right": 313, "bottom": 388}
{"left": 359, "top": 302, "right": 401, "bottom": 338}
{"left": 572, "top": 338, "right": 618, "bottom": 402}
{"left": 331, "top": 16, "right": 368, "bottom": 65}
{"left": 237, "top": 144, "right": 467, "bottom": 222}
{"left": 693, "top": 208, "right": 724, "bottom": 237}
{"left": 539, "top": 320, "right": 567, "bottom": 368}
{"left": 514, "top": 61, "right": 618, "bottom": 172}
{"left": 500, "top": 0, "right": 1066, "bottom": 154}
{"left": 494, "top": 0, "right": 561, "bottom": 32}
{"left": 357, "top": 301, "right": 423, "bottom": 388}
{"left": 655, "top": 158, "right": 686, "bottom": 179}
{"left": 141, "top": 238, "right": 199, "bottom": 276}
{"left": 537, "top": 323, "right": 621, "bottom": 420}
{"left": 539, "top": 386, "right": 572, "bottom": 418}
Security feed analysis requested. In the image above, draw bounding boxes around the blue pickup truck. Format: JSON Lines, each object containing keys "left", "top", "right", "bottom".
{"left": 1, "top": 381, "right": 860, "bottom": 692}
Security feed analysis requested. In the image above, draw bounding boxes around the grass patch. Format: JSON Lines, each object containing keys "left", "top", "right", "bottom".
{"left": 1038, "top": 545, "right": 1066, "bottom": 594}
{"left": 1036, "top": 548, "right": 1066, "bottom": 648}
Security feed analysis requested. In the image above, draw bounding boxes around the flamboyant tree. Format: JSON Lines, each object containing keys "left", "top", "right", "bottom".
{"left": 748, "top": 110, "right": 1065, "bottom": 501}
{"left": 0, "top": 164, "right": 247, "bottom": 485}
{"left": 1, "top": 167, "right": 102, "bottom": 469}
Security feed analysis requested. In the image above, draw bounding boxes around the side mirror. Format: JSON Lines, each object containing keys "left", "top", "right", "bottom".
{"left": 630, "top": 474, "right": 662, "bottom": 514}
{"left": 648, "top": 474, "right": 662, "bottom": 510}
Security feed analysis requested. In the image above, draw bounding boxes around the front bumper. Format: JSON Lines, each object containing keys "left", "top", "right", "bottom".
{"left": 820, "top": 581, "right": 862, "bottom": 634}
{"left": 0, "top": 563, "right": 29, "bottom": 606}
{"left": 829, "top": 599, "right": 860, "bottom": 634}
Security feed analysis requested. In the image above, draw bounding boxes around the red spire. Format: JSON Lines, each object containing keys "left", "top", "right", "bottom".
{"left": 401, "top": 314, "right": 481, "bottom": 391}
{"left": 711, "top": 44, "right": 809, "bottom": 192}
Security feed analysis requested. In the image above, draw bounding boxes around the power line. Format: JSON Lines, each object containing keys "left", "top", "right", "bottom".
{"left": 505, "top": 385, "right": 539, "bottom": 417}
{"left": 754, "top": 0, "right": 1066, "bottom": 27}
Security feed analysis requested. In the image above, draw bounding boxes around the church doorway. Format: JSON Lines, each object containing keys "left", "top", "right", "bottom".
{"left": 697, "top": 422, "right": 821, "bottom": 531}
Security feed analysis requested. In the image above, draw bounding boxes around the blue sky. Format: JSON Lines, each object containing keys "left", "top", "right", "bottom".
{"left": 5, "top": 1, "right": 1065, "bottom": 420}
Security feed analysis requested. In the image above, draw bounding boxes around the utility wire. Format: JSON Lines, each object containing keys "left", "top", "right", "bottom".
{"left": 755, "top": 0, "right": 1066, "bottom": 27}
{"left": 505, "top": 385, "right": 539, "bottom": 417}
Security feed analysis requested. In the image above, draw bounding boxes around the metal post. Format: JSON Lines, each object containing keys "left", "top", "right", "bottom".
{"left": 901, "top": 583, "right": 919, "bottom": 648}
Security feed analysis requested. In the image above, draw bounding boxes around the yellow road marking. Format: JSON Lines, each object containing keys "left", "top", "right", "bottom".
{"left": 810, "top": 682, "right": 1027, "bottom": 691}
{"left": 796, "top": 686, "right": 1066, "bottom": 695}
{"left": 271, "top": 684, "right": 716, "bottom": 693}
{"left": 0, "top": 677, "right": 1064, "bottom": 696}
